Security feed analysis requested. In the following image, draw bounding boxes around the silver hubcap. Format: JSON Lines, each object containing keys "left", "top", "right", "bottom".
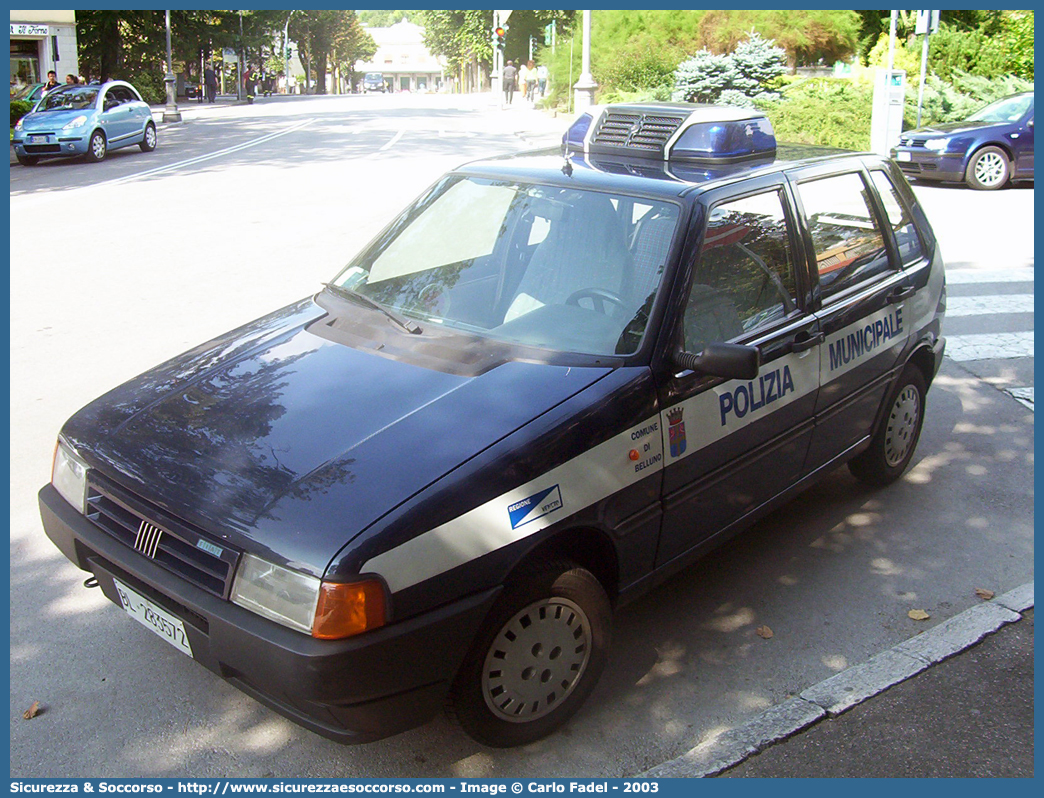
{"left": 145, "top": 126, "right": 156, "bottom": 147}
{"left": 92, "top": 135, "right": 105, "bottom": 158}
{"left": 482, "top": 597, "right": 591, "bottom": 723}
{"left": 884, "top": 385, "right": 920, "bottom": 467}
{"left": 974, "top": 152, "right": 1006, "bottom": 187}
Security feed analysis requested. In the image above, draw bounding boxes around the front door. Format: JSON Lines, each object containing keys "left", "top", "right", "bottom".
{"left": 656, "top": 180, "right": 821, "bottom": 567}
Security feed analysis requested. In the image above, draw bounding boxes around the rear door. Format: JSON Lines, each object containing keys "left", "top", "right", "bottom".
{"left": 790, "top": 165, "right": 915, "bottom": 467}
{"left": 655, "top": 177, "right": 821, "bottom": 566}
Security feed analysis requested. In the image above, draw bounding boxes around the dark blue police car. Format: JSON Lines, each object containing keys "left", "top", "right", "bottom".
{"left": 40, "top": 102, "right": 946, "bottom": 747}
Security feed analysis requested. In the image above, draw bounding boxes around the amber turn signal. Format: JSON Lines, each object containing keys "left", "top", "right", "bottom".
{"left": 312, "top": 579, "right": 386, "bottom": 640}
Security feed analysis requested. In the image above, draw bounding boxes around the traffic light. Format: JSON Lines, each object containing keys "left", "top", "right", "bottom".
{"left": 492, "top": 26, "right": 505, "bottom": 51}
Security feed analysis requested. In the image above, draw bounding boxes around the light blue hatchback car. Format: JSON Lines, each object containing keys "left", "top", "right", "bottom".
{"left": 12, "top": 80, "right": 156, "bottom": 166}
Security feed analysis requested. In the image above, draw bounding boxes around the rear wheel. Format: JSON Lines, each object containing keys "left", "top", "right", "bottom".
{"left": 965, "top": 146, "right": 1010, "bottom": 190}
{"left": 849, "top": 364, "right": 927, "bottom": 485}
{"left": 86, "top": 130, "right": 107, "bottom": 162}
{"left": 139, "top": 121, "right": 157, "bottom": 152}
{"left": 448, "top": 560, "right": 611, "bottom": 747}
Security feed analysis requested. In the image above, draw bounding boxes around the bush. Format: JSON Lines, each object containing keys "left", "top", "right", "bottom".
{"left": 759, "top": 78, "right": 872, "bottom": 150}
{"left": 126, "top": 69, "right": 166, "bottom": 105}
{"left": 909, "top": 69, "right": 1034, "bottom": 126}
{"left": 10, "top": 100, "right": 32, "bottom": 128}
{"left": 673, "top": 31, "right": 785, "bottom": 104}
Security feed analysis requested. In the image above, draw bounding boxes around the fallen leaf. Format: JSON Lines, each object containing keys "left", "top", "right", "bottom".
{"left": 755, "top": 625, "right": 773, "bottom": 639}
{"left": 975, "top": 588, "right": 995, "bottom": 600}
{"left": 22, "top": 701, "right": 40, "bottom": 720}
{"left": 908, "top": 609, "right": 930, "bottom": 621}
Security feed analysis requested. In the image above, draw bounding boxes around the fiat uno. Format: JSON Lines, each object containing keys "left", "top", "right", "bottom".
{"left": 40, "top": 102, "right": 946, "bottom": 747}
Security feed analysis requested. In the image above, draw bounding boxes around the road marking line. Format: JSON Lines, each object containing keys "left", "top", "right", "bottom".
{"left": 379, "top": 129, "right": 406, "bottom": 151}
{"left": 1008, "top": 386, "right": 1034, "bottom": 411}
{"left": 946, "top": 332, "right": 1034, "bottom": 362}
{"left": 946, "top": 295, "right": 1035, "bottom": 316}
{"left": 946, "top": 268, "right": 1034, "bottom": 284}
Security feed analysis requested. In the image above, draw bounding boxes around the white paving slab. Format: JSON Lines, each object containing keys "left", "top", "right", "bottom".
{"left": 946, "top": 295, "right": 1035, "bottom": 316}
{"left": 1007, "top": 386, "right": 1034, "bottom": 410}
{"left": 946, "top": 268, "right": 1034, "bottom": 284}
{"left": 945, "top": 332, "right": 1034, "bottom": 362}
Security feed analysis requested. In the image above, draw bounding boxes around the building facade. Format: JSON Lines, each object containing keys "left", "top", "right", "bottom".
{"left": 10, "top": 9, "right": 78, "bottom": 95}
{"left": 356, "top": 18, "right": 444, "bottom": 93}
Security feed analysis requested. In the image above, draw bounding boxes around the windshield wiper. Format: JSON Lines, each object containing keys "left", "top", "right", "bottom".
{"left": 322, "top": 283, "right": 423, "bottom": 335}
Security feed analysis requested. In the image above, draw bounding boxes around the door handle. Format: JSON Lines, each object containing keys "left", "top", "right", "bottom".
{"left": 888, "top": 284, "right": 916, "bottom": 304}
{"left": 791, "top": 332, "right": 824, "bottom": 353}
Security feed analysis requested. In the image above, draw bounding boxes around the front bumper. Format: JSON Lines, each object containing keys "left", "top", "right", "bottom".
{"left": 39, "top": 483, "right": 499, "bottom": 743}
{"left": 891, "top": 148, "right": 967, "bottom": 183}
{"left": 13, "top": 134, "right": 88, "bottom": 158}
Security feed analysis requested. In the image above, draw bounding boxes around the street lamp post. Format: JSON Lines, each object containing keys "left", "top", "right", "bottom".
{"left": 238, "top": 10, "right": 245, "bottom": 101}
{"left": 163, "top": 9, "right": 181, "bottom": 122}
{"left": 283, "top": 10, "right": 295, "bottom": 95}
{"left": 573, "top": 10, "right": 597, "bottom": 111}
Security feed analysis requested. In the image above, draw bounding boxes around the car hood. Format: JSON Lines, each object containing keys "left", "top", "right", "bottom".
{"left": 62, "top": 299, "right": 611, "bottom": 575}
{"left": 901, "top": 120, "right": 1002, "bottom": 141}
{"left": 21, "top": 108, "right": 95, "bottom": 130}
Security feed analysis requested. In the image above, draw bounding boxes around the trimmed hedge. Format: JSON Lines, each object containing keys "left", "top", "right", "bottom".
{"left": 11, "top": 100, "right": 32, "bottom": 128}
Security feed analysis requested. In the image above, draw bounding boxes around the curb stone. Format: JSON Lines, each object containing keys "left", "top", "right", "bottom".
{"left": 639, "top": 581, "right": 1033, "bottom": 778}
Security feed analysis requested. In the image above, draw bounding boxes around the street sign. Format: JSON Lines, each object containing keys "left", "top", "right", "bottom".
{"left": 915, "top": 10, "right": 940, "bottom": 35}
{"left": 223, "top": 47, "right": 237, "bottom": 64}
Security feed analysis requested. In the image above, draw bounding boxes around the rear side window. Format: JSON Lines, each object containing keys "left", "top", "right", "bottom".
{"left": 869, "top": 170, "right": 924, "bottom": 265}
{"left": 797, "top": 172, "right": 893, "bottom": 302}
{"left": 682, "top": 189, "right": 799, "bottom": 353}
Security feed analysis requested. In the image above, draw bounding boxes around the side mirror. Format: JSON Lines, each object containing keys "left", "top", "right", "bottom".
{"left": 674, "top": 342, "right": 760, "bottom": 380}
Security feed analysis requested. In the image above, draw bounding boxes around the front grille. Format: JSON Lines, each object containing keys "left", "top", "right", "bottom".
{"left": 24, "top": 144, "right": 61, "bottom": 154}
{"left": 86, "top": 473, "right": 239, "bottom": 599}
{"left": 591, "top": 111, "right": 686, "bottom": 155}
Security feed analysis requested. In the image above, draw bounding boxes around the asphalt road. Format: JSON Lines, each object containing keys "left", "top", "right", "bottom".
{"left": 8, "top": 93, "right": 1034, "bottom": 777}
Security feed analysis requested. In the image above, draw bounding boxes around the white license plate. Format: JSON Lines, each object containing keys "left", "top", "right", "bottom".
{"left": 113, "top": 578, "right": 194, "bottom": 658}
{"left": 28, "top": 135, "right": 49, "bottom": 144}
{"left": 897, "top": 151, "right": 912, "bottom": 162}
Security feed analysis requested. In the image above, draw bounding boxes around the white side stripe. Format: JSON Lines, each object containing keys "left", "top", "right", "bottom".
{"left": 362, "top": 415, "right": 664, "bottom": 593}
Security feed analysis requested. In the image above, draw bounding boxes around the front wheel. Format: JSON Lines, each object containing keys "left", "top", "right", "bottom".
{"left": 86, "top": 130, "right": 107, "bottom": 162}
{"left": 448, "top": 560, "right": 612, "bottom": 747}
{"left": 849, "top": 364, "right": 927, "bottom": 485}
{"left": 139, "top": 121, "right": 157, "bottom": 152}
{"left": 965, "top": 146, "right": 1010, "bottom": 190}
{"left": 16, "top": 153, "right": 38, "bottom": 166}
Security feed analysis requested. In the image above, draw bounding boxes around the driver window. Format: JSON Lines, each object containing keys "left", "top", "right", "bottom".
{"left": 683, "top": 189, "right": 798, "bottom": 354}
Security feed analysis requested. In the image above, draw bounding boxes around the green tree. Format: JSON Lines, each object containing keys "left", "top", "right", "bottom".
{"left": 673, "top": 31, "right": 785, "bottom": 107}
{"left": 290, "top": 10, "right": 365, "bottom": 93}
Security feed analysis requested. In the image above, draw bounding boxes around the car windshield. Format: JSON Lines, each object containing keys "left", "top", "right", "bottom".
{"left": 36, "top": 86, "right": 98, "bottom": 111}
{"left": 329, "top": 176, "right": 681, "bottom": 357}
{"left": 967, "top": 94, "right": 1032, "bottom": 123}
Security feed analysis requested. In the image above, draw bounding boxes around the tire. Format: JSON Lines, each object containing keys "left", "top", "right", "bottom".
{"left": 16, "top": 153, "right": 38, "bottom": 166}
{"left": 849, "top": 364, "right": 927, "bottom": 485}
{"left": 139, "top": 121, "right": 157, "bottom": 152}
{"left": 965, "top": 146, "right": 1010, "bottom": 190}
{"left": 86, "top": 130, "right": 107, "bottom": 162}
{"left": 448, "top": 560, "right": 612, "bottom": 747}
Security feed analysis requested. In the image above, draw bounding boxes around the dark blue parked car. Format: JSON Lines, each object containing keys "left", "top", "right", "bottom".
{"left": 892, "top": 92, "right": 1034, "bottom": 190}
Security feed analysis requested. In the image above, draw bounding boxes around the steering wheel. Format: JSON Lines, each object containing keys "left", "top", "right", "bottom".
{"left": 566, "top": 287, "right": 627, "bottom": 315}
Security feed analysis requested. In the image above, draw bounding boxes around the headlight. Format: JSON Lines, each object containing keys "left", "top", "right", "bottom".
{"left": 51, "top": 437, "right": 89, "bottom": 514}
{"left": 923, "top": 138, "right": 949, "bottom": 151}
{"left": 62, "top": 115, "right": 88, "bottom": 130}
{"left": 15, "top": 117, "right": 24, "bottom": 131}
{"left": 231, "top": 553, "right": 321, "bottom": 633}
{"left": 230, "top": 553, "right": 387, "bottom": 638}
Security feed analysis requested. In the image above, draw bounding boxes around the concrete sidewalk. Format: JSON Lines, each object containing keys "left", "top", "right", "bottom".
{"left": 645, "top": 585, "right": 1034, "bottom": 778}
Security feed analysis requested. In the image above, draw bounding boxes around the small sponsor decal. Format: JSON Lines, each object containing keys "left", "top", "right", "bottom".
{"left": 667, "top": 407, "right": 687, "bottom": 457}
{"left": 508, "top": 485, "right": 564, "bottom": 530}
{"left": 196, "top": 538, "right": 224, "bottom": 558}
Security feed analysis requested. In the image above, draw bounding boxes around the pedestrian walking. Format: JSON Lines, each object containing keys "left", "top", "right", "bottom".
{"left": 524, "top": 60, "right": 537, "bottom": 102}
{"left": 502, "top": 60, "right": 518, "bottom": 105}
{"left": 43, "top": 71, "right": 60, "bottom": 93}
{"left": 65, "top": 74, "right": 78, "bottom": 85}
{"left": 536, "top": 64, "right": 548, "bottom": 98}
{"left": 204, "top": 64, "right": 217, "bottom": 103}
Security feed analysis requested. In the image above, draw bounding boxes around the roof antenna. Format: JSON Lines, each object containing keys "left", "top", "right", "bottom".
{"left": 562, "top": 153, "right": 573, "bottom": 177}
